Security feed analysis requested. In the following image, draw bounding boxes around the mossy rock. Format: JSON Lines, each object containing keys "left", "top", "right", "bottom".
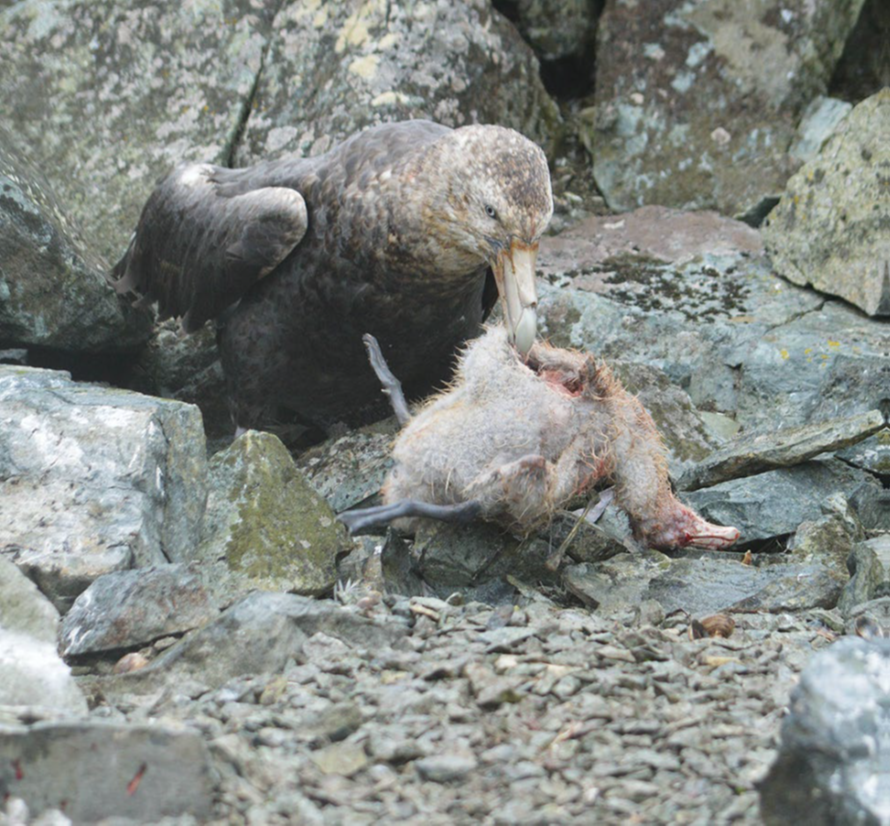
{"left": 200, "top": 431, "right": 347, "bottom": 595}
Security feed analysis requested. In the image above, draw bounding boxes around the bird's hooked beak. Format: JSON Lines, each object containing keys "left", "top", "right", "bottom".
{"left": 493, "top": 240, "right": 538, "bottom": 357}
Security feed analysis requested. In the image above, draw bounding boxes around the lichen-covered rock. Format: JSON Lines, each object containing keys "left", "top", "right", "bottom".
{"left": 609, "top": 360, "right": 718, "bottom": 476}
{"left": 763, "top": 89, "right": 890, "bottom": 316}
{"left": 536, "top": 208, "right": 886, "bottom": 432}
{"left": 237, "top": 0, "right": 561, "bottom": 164}
{"left": 199, "top": 431, "right": 347, "bottom": 595}
{"left": 296, "top": 420, "right": 398, "bottom": 514}
{"left": 588, "top": 0, "right": 865, "bottom": 217}
{"left": 0, "top": 366, "right": 207, "bottom": 612}
{"left": 788, "top": 96, "right": 852, "bottom": 162}
{"left": 0, "top": 0, "right": 272, "bottom": 263}
{"left": 0, "top": 134, "right": 152, "bottom": 352}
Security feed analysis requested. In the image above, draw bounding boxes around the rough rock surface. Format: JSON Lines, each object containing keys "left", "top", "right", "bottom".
{"left": 588, "top": 0, "right": 864, "bottom": 217}
{"left": 236, "top": 0, "right": 560, "bottom": 164}
{"left": 763, "top": 88, "right": 890, "bottom": 316}
{"left": 0, "top": 134, "right": 151, "bottom": 352}
{"left": 679, "top": 409, "right": 885, "bottom": 491}
{"left": 683, "top": 458, "right": 879, "bottom": 545}
{"left": 536, "top": 208, "right": 887, "bottom": 433}
{"left": 198, "top": 431, "right": 346, "bottom": 596}
{"left": 494, "top": 0, "right": 598, "bottom": 62}
{"left": 0, "top": 0, "right": 272, "bottom": 263}
{"left": 94, "top": 592, "right": 409, "bottom": 697}
{"left": 60, "top": 563, "right": 217, "bottom": 658}
{"left": 0, "top": 3, "right": 887, "bottom": 823}
{"left": 0, "top": 556, "right": 59, "bottom": 645}
{"left": 0, "top": 366, "right": 207, "bottom": 612}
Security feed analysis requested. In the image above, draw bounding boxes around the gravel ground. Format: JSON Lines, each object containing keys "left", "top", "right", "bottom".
{"left": 93, "top": 593, "right": 834, "bottom": 825}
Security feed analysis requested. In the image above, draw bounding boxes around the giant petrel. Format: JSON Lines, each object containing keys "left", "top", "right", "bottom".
{"left": 111, "top": 120, "right": 553, "bottom": 436}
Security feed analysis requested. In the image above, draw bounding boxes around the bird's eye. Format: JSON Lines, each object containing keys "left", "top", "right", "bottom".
{"left": 484, "top": 204, "right": 497, "bottom": 220}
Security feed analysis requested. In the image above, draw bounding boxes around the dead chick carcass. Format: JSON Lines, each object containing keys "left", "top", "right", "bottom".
{"left": 339, "top": 326, "right": 740, "bottom": 551}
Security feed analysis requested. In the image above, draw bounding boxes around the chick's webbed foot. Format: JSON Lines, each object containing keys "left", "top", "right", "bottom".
{"left": 338, "top": 500, "right": 482, "bottom": 535}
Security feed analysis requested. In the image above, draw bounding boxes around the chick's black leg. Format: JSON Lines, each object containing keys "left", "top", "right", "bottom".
{"left": 362, "top": 333, "right": 411, "bottom": 426}
{"left": 338, "top": 500, "right": 482, "bottom": 535}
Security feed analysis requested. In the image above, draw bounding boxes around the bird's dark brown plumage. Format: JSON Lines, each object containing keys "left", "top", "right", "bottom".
{"left": 111, "top": 120, "right": 553, "bottom": 436}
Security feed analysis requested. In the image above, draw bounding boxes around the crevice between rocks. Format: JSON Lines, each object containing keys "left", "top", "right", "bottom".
{"left": 222, "top": 0, "right": 291, "bottom": 169}
{"left": 762, "top": 297, "right": 829, "bottom": 335}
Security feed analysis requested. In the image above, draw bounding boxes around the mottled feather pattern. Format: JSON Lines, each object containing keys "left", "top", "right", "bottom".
{"left": 109, "top": 120, "right": 553, "bottom": 431}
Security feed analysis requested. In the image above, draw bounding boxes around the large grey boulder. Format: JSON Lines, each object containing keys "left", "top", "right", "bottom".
{"left": 682, "top": 458, "right": 879, "bottom": 544}
{"left": 763, "top": 89, "right": 890, "bottom": 316}
{"left": 760, "top": 637, "right": 890, "bottom": 825}
{"left": 0, "top": 366, "right": 207, "bottom": 612}
{"left": 0, "top": 722, "right": 213, "bottom": 824}
{"left": 0, "top": 134, "right": 151, "bottom": 352}
{"left": 236, "top": 0, "right": 561, "bottom": 164}
{"left": 587, "top": 0, "right": 864, "bottom": 217}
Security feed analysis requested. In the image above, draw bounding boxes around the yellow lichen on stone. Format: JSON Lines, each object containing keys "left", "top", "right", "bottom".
{"left": 348, "top": 54, "right": 380, "bottom": 80}
{"left": 335, "top": 0, "right": 385, "bottom": 54}
{"left": 371, "top": 91, "right": 410, "bottom": 107}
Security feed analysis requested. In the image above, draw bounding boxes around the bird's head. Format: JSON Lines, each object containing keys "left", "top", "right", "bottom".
{"left": 424, "top": 125, "right": 553, "bottom": 356}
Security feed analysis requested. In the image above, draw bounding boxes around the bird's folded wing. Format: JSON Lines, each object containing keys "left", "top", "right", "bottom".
{"left": 109, "top": 162, "right": 308, "bottom": 333}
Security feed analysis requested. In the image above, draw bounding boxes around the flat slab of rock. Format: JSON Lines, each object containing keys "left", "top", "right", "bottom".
{"left": 647, "top": 557, "right": 841, "bottom": 616}
{"left": 682, "top": 458, "right": 878, "bottom": 544}
{"left": 0, "top": 721, "right": 213, "bottom": 823}
{"left": 0, "top": 366, "right": 207, "bottom": 612}
{"left": 678, "top": 410, "right": 885, "bottom": 491}
{"left": 60, "top": 563, "right": 216, "bottom": 658}
{"left": 764, "top": 89, "right": 890, "bottom": 316}
{"left": 102, "top": 592, "right": 408, "bottom": 695}
{"left": 199, "top": 431, "right": 346, "bottom": 595}
{"left": 539, "top": 207, "right": 764, "bottom": 279}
